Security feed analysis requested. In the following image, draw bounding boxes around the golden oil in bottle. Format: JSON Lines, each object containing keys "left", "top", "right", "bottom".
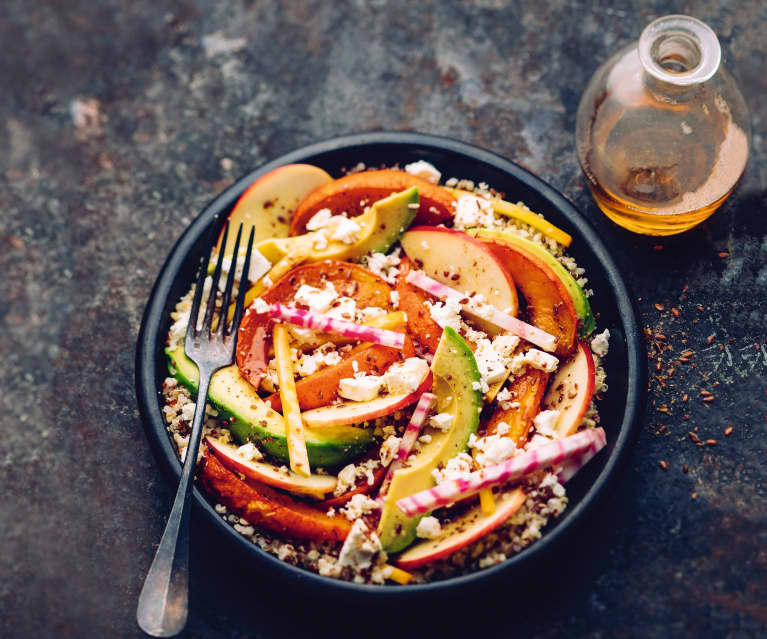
{"left": 576, "top": 15, "right": 749, "bottom": 235}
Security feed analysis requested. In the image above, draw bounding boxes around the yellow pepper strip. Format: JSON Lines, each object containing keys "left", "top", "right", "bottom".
{"left": 272, "top": 323, "right": 310, "bottom": 477}
{"left": 225, "top": 251, "right": 308, "bottom": 325}
{"left": 448, "top": 188, "right": 572, "bottom": 247}
{"left": 478, "top": 488, "right": 496, "bottom": 516}
{"left": 471, "top": 447, "right": 496, "bottom": 515}
{"left": 385, "top": 565, "right": 414, "bottom": 585}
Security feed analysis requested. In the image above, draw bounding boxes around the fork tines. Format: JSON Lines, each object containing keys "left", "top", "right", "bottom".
{"left": 185, "top": 222, "right": 256, "bottom": 345}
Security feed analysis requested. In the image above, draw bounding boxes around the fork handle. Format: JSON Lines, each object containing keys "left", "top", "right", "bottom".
{"left": 137, "top": 369, "right": 213, "bottom": 637}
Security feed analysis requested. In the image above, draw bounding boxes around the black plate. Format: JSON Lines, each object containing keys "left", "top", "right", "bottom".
{"left": 135, "top": 131, "right": 646, "bottom": 597}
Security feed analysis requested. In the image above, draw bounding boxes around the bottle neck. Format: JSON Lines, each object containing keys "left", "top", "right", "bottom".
{"left": 638, "top": 15, "right": 720, "bottom": 90}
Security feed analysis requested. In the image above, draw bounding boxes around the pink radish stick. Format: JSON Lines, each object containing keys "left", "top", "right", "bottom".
{"left": 557, "top": 433, "right": 606, "bottom": 483}
{"left": 267, "top": 303, "right": 405, "bottom": 349}
{"left": 377, "top": 392, "right": 437, "bottom": 501}
{"left": 405, "top": 270, "right": 557, "bottom": 352}
{"left": 396, "top": 428, "right": 606, "bottom": 516}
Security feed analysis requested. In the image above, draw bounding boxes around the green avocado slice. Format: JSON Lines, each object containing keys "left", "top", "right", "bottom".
{"left": 377, "top": 327, "right": 482, "bottom": 553}
{"left": 470, "top": 227, "right": 596, "bottom": 336}
{"left": 165, "top": 347, "right": 374, "bottom": 468}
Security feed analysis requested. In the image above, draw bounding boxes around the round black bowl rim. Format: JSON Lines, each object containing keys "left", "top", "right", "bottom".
{"left": 136, "top": 131, "right": 646, "bottom": 597}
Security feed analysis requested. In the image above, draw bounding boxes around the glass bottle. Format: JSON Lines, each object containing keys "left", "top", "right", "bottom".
{"left": 576, "top": 15, "right": 750, "bottom": 235}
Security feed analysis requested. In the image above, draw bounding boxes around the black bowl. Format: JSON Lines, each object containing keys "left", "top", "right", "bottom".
{"left": 135, "top": 131, "right": 646, "bottom": 597}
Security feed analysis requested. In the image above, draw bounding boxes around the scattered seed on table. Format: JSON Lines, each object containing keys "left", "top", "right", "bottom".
{"left": 655, "top": 304, "right": 665, "bottom": 312}
{"left": 697, "top": 305, "right": 705, "bottom": 312}
{"left": 705, "top": 439, "right": 718, "bottom": 446}
{"left": 702, "top": 396, "right": 715, "bottom": 403}
{"left": 718, "top": 251, "right": 729, "bottom": 258}
{"left": 682, "top": 394, "right": 689, "bottom": 402}
{"left": 691, "top": 493, "right": 698, "bottom": 500}
{"left": 707, "top": 335, "right": 715, "bottom": 344}
{"left": 672, "top": 307, "right": 680, "bottom": 317}
{"left": 659, "top": 460, "right": 669, "bottom": 470}
{"left": 724, "top": 426, "right": 733, "bottom": 436}
{"left": 689, "top": 432, "right": 700, "bottom": 443}
{"left": 682, "top": 464, "right": 689, "bottom": 473}
{"left": 654, "top": 244, "right": 664, "bottom": 251}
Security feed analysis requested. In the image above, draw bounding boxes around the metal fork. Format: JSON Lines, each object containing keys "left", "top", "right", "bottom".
{"left": 137, "top": 221, "right": 255, "bottom": 637}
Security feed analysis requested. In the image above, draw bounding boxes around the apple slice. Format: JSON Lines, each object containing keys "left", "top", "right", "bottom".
{"left": 219, "top": 164, "right": 333, "bottom": 254}
{"left": 400, "top": 227, "right": 518, "bottom": 335}
{"left": 542, "top": 340, "right": 595, "bottom": 437}
{"left": 301, "top": 372, "right": 433, "bottom": 428}
{"left": 395, "top": 488, "right": 526, "bottom": 570}
{"left": 205, "top": 436, "right": 337, "bottom": 499}
{"left": 481, "top": 239, "right": 578, "bottom": 356}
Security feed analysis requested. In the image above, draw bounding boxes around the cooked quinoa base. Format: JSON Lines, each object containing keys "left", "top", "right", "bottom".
{"left": 161, "top": 166, "right": 608, "bottom": 584}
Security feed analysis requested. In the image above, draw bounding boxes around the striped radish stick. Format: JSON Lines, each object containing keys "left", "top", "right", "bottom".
{"left": 396, "top": 428, "right": 606, "bottom": 516}
{"left": 557, "top": 433, "right": 605, "bottom": 483}
{"left": 405, "top": 270, "right": 558, "bottom": 352}
{"left": 268, "top": 304, "right": 405, "bottom": 349}
{"left": 377, "top": 392, "right": 437, "bottom": 501}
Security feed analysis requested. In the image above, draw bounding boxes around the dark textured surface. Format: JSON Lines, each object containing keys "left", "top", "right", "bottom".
{"left": 1, "top": 1, "right": 765, "bottom": 637}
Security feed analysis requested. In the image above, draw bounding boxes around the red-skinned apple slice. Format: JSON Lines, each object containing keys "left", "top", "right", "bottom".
{"left": 301, "top": 372, "right": 433, "bottom": 428}
{"left": 542, "top": 340, "right": 595, "bottom": 437}
{"left": 395, "top": 488, "right": 526, "bottom": 570}
{"left": 218, "top": 164, "right": 333, "bottom": 253}
{"left": 399, "top": 227, "right": 518, "bottom": 335}
{"left": 205, "top": 436, "right": 337, "bottom": 499}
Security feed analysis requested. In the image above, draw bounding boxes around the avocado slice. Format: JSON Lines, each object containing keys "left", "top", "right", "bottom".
{"left": 470, "top": 228, "right": 595, "bottom": 336}
{"left": 165, "top": 347, "right": 374, "bottom": 468}
{"left": 255, "top": 187, "right": 419, "bottom": 264}
{"left": 377, "top": 327, "right": 482, "bottom": 553}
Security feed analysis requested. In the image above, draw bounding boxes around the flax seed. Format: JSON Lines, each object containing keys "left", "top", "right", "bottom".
{"left": 682, "top": 394, "right": 689, "bottom": 402}
{"left": 705, "top": 439, "right": 717, "bottom": 446}
{"left": 718, "top": 251, "right": 729, "bottom": 258}
{"left": 682, "top": 464, "right": 689, "bottom": 473}
{"left": 702, "top": 396, "right": 715, "bottom": 403}
{"left": 671, "top": 307, "right": 680, "bottom": 317}
{"left": 658, "top": 460, "right": 669, "bottom": 471}
{"left": 724, "top": 426, "right": 733, "bottom": 436}
{"left": 655, "top": 304, "right": 665, "bottom": 312}
{"left": 688, "top": 432, "right": 700, "bottom": 443}
{"left": 707, "top": 335, "right": 715, "bottom": 345}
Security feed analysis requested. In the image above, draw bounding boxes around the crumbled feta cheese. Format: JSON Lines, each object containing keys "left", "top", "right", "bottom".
{"left": 429, "top": 412, "right": 454, "bottom": 432}
{"left": 431, "top": 452, "right": 474, "bottom": 484}
{"left": 330, "top": 216, "right": 362, "bottom": 244}
{"left": 594, "top": 366, "right": 607, "bottom": 394}
{"left": 337, "top": 519, "right": 383, "bottom": 571}
{"left": 294, "top": 282, "right": 338, "bottom": 314}
{"left": 382, "top": 357, "right": 429, "bottom": 394}
{"left": 220, "top": 249, "right": 272, "bottom": 286}
{"left": 426, "top": 296, "right": 462, "bottom": 331}
{"left": 416, "top": 516, "right": 442, "bottom": 539}
{"left": 236, "top": 442, "right": 263, "bottom": 462}
{"left": 418, "top": 434, "right": 432, "bottom": 444}
{"left": 341, "top": 493, "right": 380, "bottom": 521}
{"left": 472, "top": 380, "right": 483, "bottom": 391}
{"left": 361, "top": 249, "right": 402, "bottom": 284}
{"left": 474, "top": 338, "right": 512, "bottom": 387}
{"left": 335, "top": 464, "right": 358, "bottom": 496}
{"left": 295, "top": 347, "right": 342, "bottom": 377}
{"left": 495, "top": 421, "right": 510, "bottom": 435}
{"left": 453, "top": 194, "right": 496, "bottom": 229}
{"left": 379, "top": 435, "right": 401, "bottom": 466}
{"left": 475, "top": 434, "right": 516, "bottom": 466}
{"left": 338, "top": 375, "right": 383, "bottom": 402}
{"left": 591, "top": 329, "right": 610, "bottom": 358}
{"left": 404, "top": 160, "right": 441, "bottom": 184}
{"left": 305, "top": 208, "right": 333, "bottom": 230}
{"left": 249, "top": 297, "right": 270, "bottom": 315}
{"left": 533, "top": 409, "right": 561, "bottom": 437}
{"left": 510, "top": 349, "right": 559, "bottom": 375}
{"left": 390, "top": 290, "right": 400, "bottom": 307}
